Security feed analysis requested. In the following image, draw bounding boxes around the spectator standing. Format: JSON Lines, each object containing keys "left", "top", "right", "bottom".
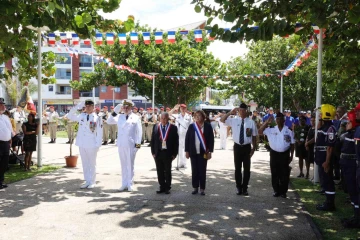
{"left": 22, "top": 112, "right": 39, "bottom": 171}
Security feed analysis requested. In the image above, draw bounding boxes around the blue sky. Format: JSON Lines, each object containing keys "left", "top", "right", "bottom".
{"left": 100, "top": 0, "right": 248, "bottom": 63}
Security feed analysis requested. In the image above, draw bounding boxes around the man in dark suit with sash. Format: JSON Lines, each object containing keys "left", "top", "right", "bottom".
{"left": 151, "top": 112, "right": 179, "bottom": 194}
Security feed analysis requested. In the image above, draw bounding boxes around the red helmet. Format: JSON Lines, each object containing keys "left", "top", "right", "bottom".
{"left": 348, "top": 110, "right": 360, "bottom": 128}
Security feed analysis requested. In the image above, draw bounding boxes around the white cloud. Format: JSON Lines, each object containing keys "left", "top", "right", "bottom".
{"left": 100, "top": 0, "right": 248, "bottom": 62}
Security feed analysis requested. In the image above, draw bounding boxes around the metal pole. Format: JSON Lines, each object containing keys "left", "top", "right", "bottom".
{"left": 152, "top": 75, "right": 155, "bottom": 111}
{"left": 92, "top": 56, "right": 95, "bottom": 105}
{"left": 280, "top": 73, "right": 283, "bottom": 112}
{"left": 37, "top": 28, "right": 43, "bottom": 167}
{"left": 113, "top": 88, "right": 115, "bottom": 107}
{"left": 314, "top": 28, "right": 323, "bottom": 184}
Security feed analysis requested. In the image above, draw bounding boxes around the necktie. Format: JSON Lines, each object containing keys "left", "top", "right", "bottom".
{"left": 87, "top": 114, "right": 89, "bottom": 121}
{"left": 240, "top": 119, "right": 244, "bottom": 144}
{"left": 126, "top": 115, "right": 129, "bottom": 120}
{"left": 162, "top": 125, "right": 166, "bottom": 136}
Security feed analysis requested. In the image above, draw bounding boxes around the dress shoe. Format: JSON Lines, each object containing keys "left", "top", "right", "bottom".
{"left": 0, "top": 184, "right": 8, "bottom": 189}
{"left": 53, "top": 139, "right": 56, "bottom": 143}
{"left": 242, "top": 190, "right": 249, "bottom": 196}
{"left": 316, "top": 202, "right": 336, "bottom": 211}
{"left": 200, "top": 192, "right": 205, "bottom": 196}
{"left": 192, "top": 189, "right": 198, "bottom": 195}
{"left": 87, "top": 184, "right": 96, "bottom": 189}
{"left": 297, "top": 173, "right": 304, "bottom": 178}
{"left": 80, "top": 183, "right": 89, "bottom": 189}
{"left": 118, "top": 186, "right": 128, "bottom": 191}
{"left": 156, "top": 189, "right": 165, "bottom": 194}
{"left": 48, "top": 140, "right": 54, "bottom": 143}
{"left": 280, "top": 194, "right": 287, "bottom": 198}
{"left": 165, "top": 190, "right": 170, "bottom": 194}
{"left": 102, "top": 141, "right": 108, "bottom": 145}
{"left": 237, "top": 188, "right": 242, "bottom": 195}
{"left": 65, "top": 141, "right": 70, "bottom": 144}
{"left": 109, "top": 140, "right": 115, "bottom": 144}
{"left": 273, "top": 192, "right": 281, "bottom": 197}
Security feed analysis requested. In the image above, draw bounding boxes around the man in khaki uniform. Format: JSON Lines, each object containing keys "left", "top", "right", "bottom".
{"left": 47, "top": 106, "right": 59, "bottom": 143}
{"left": 101, "top": 106, "right": 110, "bottom": 145}
{"left": 63, "top": 113, "right": 76, "bottom": 144}
{"left": 108, "top": 106, "right": 117, "bottom": 144}
{"left": 145, "top": 108, "right": 157, "bottom": 146}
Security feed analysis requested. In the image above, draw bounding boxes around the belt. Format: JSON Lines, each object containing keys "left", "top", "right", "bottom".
{"left": 315, "top": 146, "right": 327, "bottom": 151}
{"left": 0, "top": 140, "right": 10, "bottom": 143}
{"left": 235, "top": 143, "right": 250, "bottom": 147}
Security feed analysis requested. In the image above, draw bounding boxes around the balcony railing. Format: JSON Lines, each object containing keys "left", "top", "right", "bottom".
{"left": 79, "top": 62, "right": 92, "bottom": 67}
{"left": 55, "top": 91, "right": 71, "bottom": 95}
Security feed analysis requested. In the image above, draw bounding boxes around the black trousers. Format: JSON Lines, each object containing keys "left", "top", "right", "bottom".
{"left": 318, "top": 161, "right": 335, "bottom": 194}
{"left": 270, "top": 149, "right": 290, "bottom": 194}
{"left": 190, "top": 154, "right": 208, "bottom": 189}
{"left": 0, "top": 141, "right": 10, "bottom": 184}
{"left": 233, "top": 143, "right": 251, "bottom": 190}
{"left": 342, "top": 164, "right": 358, "bottom": 205}
{"left": 155, "top": 150, "right": 172, "bottom": 191}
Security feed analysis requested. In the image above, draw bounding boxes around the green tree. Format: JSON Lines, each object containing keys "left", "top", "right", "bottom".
{"left": 1, "top": 0, "right": 134, "bottom": 80}
{"left": 71, "top": 25, "right": 222, "bottom": 106}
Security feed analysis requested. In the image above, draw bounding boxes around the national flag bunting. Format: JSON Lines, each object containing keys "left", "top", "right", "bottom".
{"left": 72, "top": 34, "right": 79, "bottom": 45}
{"left": 312, "top": 25, "right": 320, "bottom": 34}
{"left": 207, "top": 30, "right": 215, "bottom": 41}
{"left": 180, "top": 30, "right": 189, "bottom": 35}
{"left": 48, "top": 33, "right": 56, "bottom": 45}
{"left": 194, "top": 29, "right": 202, "bottom": 42}
{"left": 106, "top": 33, "right": 114, "bottom": 45}
{"left": 84, "top": 39, "right": 91, "bottom": 45}
{"left": 60, "top": 33, "right": 67, "bottom": 44}
{"left": 167, "top": 31, "right": 175, "bottom": 43}
{"left": 295, "top": 23, "right": 304, "bottom": 32}
{"left": 143, "top": 32, "right": 150, "bottom": 45}
{"left": 130, "top": 32, "right": 138, "bottom": 44}
{"left": 155, "top": 32, "right": 163, "bottom": 44}
{"left": 96, "top": 33, "right": 103, "bottom": 45}
{"left": 118, "top": 33, "right": 126, "bottom": 45}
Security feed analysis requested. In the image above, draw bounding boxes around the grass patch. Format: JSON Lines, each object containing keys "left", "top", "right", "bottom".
{"left": 291, "top": 178, "right": 360, "bottom": 240}
{"left": 44, "top": 131, "right": 68, "bottom": 138}
{"left": 5, "top": 164, "right": 62, "bottom": 184}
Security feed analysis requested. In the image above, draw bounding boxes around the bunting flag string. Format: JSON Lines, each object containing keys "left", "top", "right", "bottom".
{"left": 165, "top": 74, "right": 279, "bottom": 80}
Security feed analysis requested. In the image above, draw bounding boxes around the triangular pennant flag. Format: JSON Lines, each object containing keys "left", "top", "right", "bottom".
{"left": 194, "top": 29, "right": 203, "bottom": 42}
{"left": 168, "top": 31, "right": 175, "bottom": 44}
{"left": 72, "top": 33, "right": 79, "bottom": 45}
{"left": 48, "top": 33, "right": 56, "bottom": 45}
{"left": 143, "top": 32, "right": 150, "bottom": 44}
{"left": 106, "top": 33, "right": 114, "bottom": 45}
{"left": 118, "top": 33, "right": 126, "bottom": 45}
{"left": 130, "top": 32, "right": 138, "bottom": 44}
{"left": 96, "top": 33, "right": 103, "bottom": 45}
{"left": 155, "top": 32, "right": 163, "bottom": 44}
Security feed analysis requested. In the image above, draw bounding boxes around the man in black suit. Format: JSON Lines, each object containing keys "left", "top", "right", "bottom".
{"left": 151, "top": 112, "right": 179, "bottom": 194}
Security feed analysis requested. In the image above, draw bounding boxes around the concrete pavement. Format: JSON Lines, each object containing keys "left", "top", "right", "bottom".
{"left": 0, "top": 137, "right": 320, "bottom": 240}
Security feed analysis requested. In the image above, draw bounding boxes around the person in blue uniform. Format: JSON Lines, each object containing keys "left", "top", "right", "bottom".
{"left": 284, "top": 109, "right": 294, "bottom": 130}
{"left": 339, "top": 110, "right": 359, "bottom": 227}
{"left": 306, "top": 111, "right": 311, "bottom": 126}
{"left": 315, "top": 104, "right": 337, "bottom": 211}
{"left": 262, "top": 107, "right": 276, "bottom": 122}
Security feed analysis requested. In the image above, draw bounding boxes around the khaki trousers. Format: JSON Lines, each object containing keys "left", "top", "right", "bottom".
{"left": 67, "top": 122, "right": 75, "bottom": 141}
{"left": 49, "top": 122, "right": 57, "bottom": 139}
{"left": 103, "top": 123, "right": 109, "bottom": 142}
{"left": 109, "top": 124, "right": 117, "bottom": 141}
{"left": 146, "top": 124, "right": 154, "bottom": 141}
{"left": 142, "top": 123, "right": 146, "bottom": 141}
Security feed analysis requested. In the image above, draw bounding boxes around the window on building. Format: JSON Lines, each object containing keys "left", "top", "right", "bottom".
{"left": 55, "top": 68, "right": 71, "bottom": 79}
{"left": 101, "top": 86, "right": 107, "bottom": 93}
{"left": 79, "top": 69, "right": 92, "bottom": 79}
{"left": 114, "top": 87, "right": 121, "bottom": 93}
{"left": 79, "top": 54, "right": 92, "bottom": 67}
{"left": 48, "top": 85, "right": 53, "bottom": 92}
{"left": 58, "top": 86, "right": 71, "bottom": 95}
{"left": 56, "top": 53, "right": 71, "bottom": 64}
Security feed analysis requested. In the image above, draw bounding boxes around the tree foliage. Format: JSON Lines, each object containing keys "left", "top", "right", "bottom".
{"left": 71, "top": 24, "right": 222, "bottom": 106}
{"left": 220, "top": 35, "right": 360, "bottom": 111}
{"left": 0, "top": 0, "right": 134, "bottom": 81}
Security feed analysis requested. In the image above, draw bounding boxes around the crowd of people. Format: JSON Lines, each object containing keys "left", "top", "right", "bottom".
{"left": 0, "top": 97, "right": 359, "bottom": 228}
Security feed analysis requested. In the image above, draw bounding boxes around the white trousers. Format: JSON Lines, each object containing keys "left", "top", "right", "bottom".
{"left": 118, "top": 146, "right": 137, "bottom": 187}
{"left": 79, "top": 147, "right": 99, "bottom": 185}
{"left": 178, "top": 132, "right": 187, "bottom": 167}
{"left": 219, "top": 128, "right": 227, "bottom": 149}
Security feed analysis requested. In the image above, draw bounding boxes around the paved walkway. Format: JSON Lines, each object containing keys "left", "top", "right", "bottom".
{"left": 0, "top": 137, "right": 319, "bottom": 240}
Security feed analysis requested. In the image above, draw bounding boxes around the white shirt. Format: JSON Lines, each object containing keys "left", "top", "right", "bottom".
{"left": 263, "top": 125, "right": 295, "bottom": 152}
{"left": 225, "top": 117, "right": 258, "bottom": 145}
{"left": 216, "top": 117, "right": 227, "bottom": 131}
{"left": 48, "top": 111, "right": 59, "bottom": 123}
{"left": 14, "top": 110, "right": 25, "bottom": 123}
{"left": 195, "top": 125, "right": 204, "bottom": 154}
{"left": 0, "top": 114, "right": 13, "bottom": 141}
{"left": 173, "top": 113, "right": 192, "bottom": 134}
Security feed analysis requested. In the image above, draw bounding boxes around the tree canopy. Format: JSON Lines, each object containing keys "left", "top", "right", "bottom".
{"left": 70, "top": 24, "right": 222, "bottom": 106}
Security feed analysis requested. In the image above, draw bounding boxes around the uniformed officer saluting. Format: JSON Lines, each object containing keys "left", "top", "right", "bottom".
{"left": 258, "top": 112, "right": 295, "bottom": 198}
{"left": 0, "top": 98, "right": 14, "bottom": 189}
{"left": 314, "top": 104, "right": 337, "bottom": 211}
{"left": 67, "top": 100, "right": 103, "bottom": 189}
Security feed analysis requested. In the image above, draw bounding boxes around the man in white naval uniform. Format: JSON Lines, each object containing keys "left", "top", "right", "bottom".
{"left": 107, "top": 99, "right": 142, "bottom": 191}
{"left": 67, "top": 100, "right": 103, "bottom": 189}
{"left": 216, "top": 111, "right": 228, "bottom": 150}
{"left": 13, "top": 106, "right": 25, "bottom": 134}
{"left": 169, "top": 104, "right": 192, "bottom": 168}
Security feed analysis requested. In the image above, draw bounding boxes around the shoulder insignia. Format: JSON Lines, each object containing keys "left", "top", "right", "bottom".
{"left": 327, "top": 126, "right": 336, "bottom": 143}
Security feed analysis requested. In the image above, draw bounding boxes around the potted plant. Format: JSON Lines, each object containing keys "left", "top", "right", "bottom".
{"left": 62, "top": 117, "right": 79, "bottom": 167}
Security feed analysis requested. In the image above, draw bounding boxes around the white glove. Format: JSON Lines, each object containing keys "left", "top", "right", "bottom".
{"left": 77, "top": 101, "right": 85, "bottom": 109}
{"left": 114, "top": 104, "right": 122, "bottom": 113}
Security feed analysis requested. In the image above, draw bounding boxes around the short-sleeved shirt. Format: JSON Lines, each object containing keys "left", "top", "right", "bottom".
{"left": 0, "top": 114, "right": 12, "bottom": 141}
{"left": 263, "top": 125, "right": 295, "bottom": 152}
{"left": 285, "top": 116, "right": 294, "bottom": 129}
{"left": 225, "top": 117, "right": 257, "bottom": 145}
{"left": 315, "top": 121, "right": 337, "bottom": 164}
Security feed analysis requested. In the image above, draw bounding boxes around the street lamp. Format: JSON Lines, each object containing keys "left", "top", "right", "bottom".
{"left": 148, "top": 72, "right": 159, "bottom": 111}
{"left": 276, "top": 70, "right": 286, "bottom": 113}
{"left": 111, "top": 88, "right": 115, "bottom": 107}
{"left": 26, "top": 25, "right": 50, "bottom": 168}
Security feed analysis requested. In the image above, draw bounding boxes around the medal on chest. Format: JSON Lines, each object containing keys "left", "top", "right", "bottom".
{"left": 159, "top": 123, "right": 171, "bottom": 148}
